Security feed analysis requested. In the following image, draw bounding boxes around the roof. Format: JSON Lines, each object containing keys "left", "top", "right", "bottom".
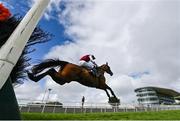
{"left": 175, "top": 96, "right": 180, "bottom": 100}
{"left": 134, "top": 86, "right": 180, "bottom": 97}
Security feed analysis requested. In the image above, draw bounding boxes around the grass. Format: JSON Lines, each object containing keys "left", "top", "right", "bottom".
{"left": 21, "top": 110, "right": 180, "bottom": 120}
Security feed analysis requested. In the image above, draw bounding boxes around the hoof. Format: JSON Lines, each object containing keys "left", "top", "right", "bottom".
{"left": 49, "top": 68, "right": 56, "bottom": 73}
{"left": 108, "top": 97, "right": 120, "bottom": 106}
{"left": 27, "top": 71, "right": 37, "bottom": 82}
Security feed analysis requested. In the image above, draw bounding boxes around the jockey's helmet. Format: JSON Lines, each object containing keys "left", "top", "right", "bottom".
{"left": 92, "top": 55, "right": 96, "bottom": 60}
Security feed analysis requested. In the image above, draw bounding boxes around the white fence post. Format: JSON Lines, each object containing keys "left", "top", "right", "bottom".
{"left": 52, "top": 103, "right": 56, "bottom": 113}
{"left": 41, "top": 103, "right": 46, "bottom": 113}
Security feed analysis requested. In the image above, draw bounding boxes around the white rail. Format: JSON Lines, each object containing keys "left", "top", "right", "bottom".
{"left": 17, "top": 99, "right": 180, "bottom": 113}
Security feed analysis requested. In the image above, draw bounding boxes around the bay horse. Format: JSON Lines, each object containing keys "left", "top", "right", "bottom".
{"left": 27, "top": 59, "right": 118, "bottom": 99}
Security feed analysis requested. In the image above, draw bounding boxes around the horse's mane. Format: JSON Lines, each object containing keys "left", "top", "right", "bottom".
{"left": 32, "top": 59, "right": 69, "bottom": 74}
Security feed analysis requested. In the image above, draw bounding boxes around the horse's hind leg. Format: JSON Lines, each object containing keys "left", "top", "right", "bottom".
{"left": 27, "top": 70, "right": 49, "bottom": 82}
{"left": 28, "top": 68, "right": 66, "bottom": 85}
{"left": 47, "top": 68, "right": 67, "bottom": 85}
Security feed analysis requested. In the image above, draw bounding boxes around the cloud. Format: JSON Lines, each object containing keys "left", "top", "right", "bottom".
{"left": 15, "top": 0, "right": 180, "bottom": 105}
{"left": 15, "top": 81, "right": 43, "bottom": 102}
{"left": 43, "top": 0, "right": 180, "bottom": 103}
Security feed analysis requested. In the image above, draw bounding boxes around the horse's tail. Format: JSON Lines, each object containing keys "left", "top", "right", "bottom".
{"left": 31, "top": 59, "right": 69, "bottom": 74}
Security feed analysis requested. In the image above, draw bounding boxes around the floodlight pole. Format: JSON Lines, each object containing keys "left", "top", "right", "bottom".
{"left": 0, "top": 0, "right": 50, "bottom": 119}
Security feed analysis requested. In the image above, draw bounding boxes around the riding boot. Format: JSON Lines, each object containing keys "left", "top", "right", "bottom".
{"left": 91, "top": 68, "right": 98, "bottom": 77}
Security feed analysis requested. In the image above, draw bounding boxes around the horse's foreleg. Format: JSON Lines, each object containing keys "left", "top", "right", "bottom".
{"left": 106, "top": 85, "right": 117, "bottom": 98}
{"left": 104, "top": 89, "right": 110, "bottom": 98}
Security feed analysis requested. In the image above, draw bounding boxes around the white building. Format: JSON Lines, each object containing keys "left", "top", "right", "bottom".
{"left": 135, "top": 87, "right": 180, "bottom": 106}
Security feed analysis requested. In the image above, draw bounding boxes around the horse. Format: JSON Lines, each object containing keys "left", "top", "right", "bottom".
{"left": 27, "top": 59, "right": 118, "bottom": 100}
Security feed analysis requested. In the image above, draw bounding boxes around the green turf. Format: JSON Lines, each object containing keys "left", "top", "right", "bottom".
{"left": 21, "top": 110, "right": 180, "bottom": 120}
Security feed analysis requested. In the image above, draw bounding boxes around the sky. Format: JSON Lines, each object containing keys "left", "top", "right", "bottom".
{"left": 1, "top": 0, "right": 179, "bottom": 105}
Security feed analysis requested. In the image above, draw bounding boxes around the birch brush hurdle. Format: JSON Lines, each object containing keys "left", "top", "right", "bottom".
{"left": 0, "top": 0, "right": 50, "bottom": 89}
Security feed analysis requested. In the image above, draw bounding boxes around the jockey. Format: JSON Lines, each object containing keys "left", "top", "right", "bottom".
{"left": 79, "top": 54, "right": 98, "bottom": 76}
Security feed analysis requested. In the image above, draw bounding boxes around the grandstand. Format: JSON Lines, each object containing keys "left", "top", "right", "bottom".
{"left": 135, "top": 86, "right": 180, "bottom": 106}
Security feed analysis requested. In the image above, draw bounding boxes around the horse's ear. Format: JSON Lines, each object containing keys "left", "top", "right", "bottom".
{"left": 106, "top": 62, "right": 108, "bottom": 65}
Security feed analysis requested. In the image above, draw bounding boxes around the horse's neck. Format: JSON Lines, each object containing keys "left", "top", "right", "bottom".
{"left": 97, "top": 67, "right": 105, "bottom": 75}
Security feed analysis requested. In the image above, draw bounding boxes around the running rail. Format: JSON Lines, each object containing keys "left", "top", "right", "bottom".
{"left": 0, "top": 0, "right": 50, "bottom": 89}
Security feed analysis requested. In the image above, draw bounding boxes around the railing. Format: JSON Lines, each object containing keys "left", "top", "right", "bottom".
{"left": 18, "top": 101, "right": 180, "bottom": 113}
{"left": 136, "top": 91, "right": 156, "bottom": 95}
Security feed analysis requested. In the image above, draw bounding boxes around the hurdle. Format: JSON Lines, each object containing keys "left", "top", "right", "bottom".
{"left": 0, "top": 0, "right": 50, "bottom": 119}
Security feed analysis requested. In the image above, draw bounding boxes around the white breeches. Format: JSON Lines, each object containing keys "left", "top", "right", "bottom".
{"left": 79, "top": 60, "right": 94, "bottom": 69}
